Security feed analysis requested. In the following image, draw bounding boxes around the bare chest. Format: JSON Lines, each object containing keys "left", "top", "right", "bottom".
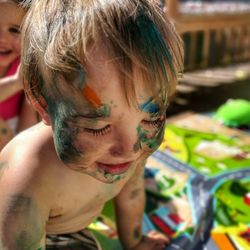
{"left": 46, "top": 174, "right": 126, "bottom": 234}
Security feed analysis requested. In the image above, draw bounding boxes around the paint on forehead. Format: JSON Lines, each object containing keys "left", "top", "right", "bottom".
{"left": 139, "top": 98, "right": 160, "bottom": 114}
{"left": 82, "top": 85, "right": 111, "bottom": 118}
{"left": 73, "top": 66, "right": 86, "bottom": 90}
{"left": 82, "top": 85, "right": 101, "bottom": 108}
{"left": 62, "top": 63, "right": 86, "bottom": 90}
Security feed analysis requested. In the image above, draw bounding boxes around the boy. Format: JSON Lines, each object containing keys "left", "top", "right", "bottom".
{"left": 0, "top": 0, "right": 183, "bottom": 249}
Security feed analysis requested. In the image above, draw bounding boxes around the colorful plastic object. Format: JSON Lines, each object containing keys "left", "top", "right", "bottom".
{"left": 214, "top": 99, "right": 250, "bottom": 127}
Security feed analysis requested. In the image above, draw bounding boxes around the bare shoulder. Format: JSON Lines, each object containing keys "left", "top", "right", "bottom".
{"left": 0, "top": 123, "right": 55, "bottom": 248}
{"left": 0, "top": 122, "right": 59, "bottom": 200}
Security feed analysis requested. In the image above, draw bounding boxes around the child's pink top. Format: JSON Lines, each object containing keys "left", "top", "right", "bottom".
{"left": 0, "top": 58, "right": 24, "bottom": 131}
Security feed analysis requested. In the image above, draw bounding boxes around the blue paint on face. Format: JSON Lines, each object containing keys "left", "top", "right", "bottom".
{"left": 139, "top": 98, "right": 160, "bottom": 114}
{"left": 46, "top": 98, "right": 82, "bottom": 164}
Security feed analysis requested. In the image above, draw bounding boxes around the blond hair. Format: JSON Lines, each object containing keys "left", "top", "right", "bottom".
{"left": 22, "top": 0, "right": 183, "bottom": 110}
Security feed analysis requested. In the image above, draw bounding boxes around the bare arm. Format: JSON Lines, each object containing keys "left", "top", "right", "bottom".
{"left": 0, "top": 65, "right": 22, "bottom": 102}
{"left": 114, "top": 159, "right": 169, "bottom": 250}
{"left": 0, "top": 120, "right": 14, "bottom": 151}
{"left": 114, "top": 160, "right": 146, "bottom": 250}
{"left": 0, "top": 162, "right": 47, "bottom": 250}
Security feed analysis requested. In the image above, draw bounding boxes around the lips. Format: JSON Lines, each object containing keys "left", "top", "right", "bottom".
{"left": 0, "top": 49, "right": 12, "bottom": 55}
{"left": 96, "top": 161, "right": 132, "bottom": 175}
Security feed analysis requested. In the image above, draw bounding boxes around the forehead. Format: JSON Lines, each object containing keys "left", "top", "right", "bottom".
{"left": 84, "top": 44, "right": 155, "bottom": 105}
{"left": 0, "top": 2, "right": 24, "bottom": 24}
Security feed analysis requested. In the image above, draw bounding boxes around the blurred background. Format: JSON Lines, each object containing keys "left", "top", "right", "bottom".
{"left": 163, "top": 0, "right": 250, "bottom": 115}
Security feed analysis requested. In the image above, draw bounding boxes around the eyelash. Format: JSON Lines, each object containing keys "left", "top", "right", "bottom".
{"left": 9, "top": 27, "right": 20, "bottom": 34}
{"left": 142, "top": 117, "right": 164, "bottom": 128}
{"left": 79, "top": 117, "right": 164, "bottom": 137}
{"left": 84, "top": 125, "right": 111, "bottom": 137}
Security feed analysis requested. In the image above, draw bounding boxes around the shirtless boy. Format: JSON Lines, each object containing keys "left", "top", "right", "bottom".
{"left": 0, "top": 0, "right": 183, "bottom": 249}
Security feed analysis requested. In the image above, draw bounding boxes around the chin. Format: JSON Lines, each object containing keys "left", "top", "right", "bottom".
{"left": 89, "top": 166, "right": 128, "bottom": 184}
{"left": 67, "top": 163, "right": 126, "bottom": 184}
{"left": 91, "top": 173, "right": 124, "bottom": 184}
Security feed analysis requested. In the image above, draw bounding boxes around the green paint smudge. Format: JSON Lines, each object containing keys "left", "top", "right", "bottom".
{"left": 134, "top": 124, "right": 165, "bottom": 152}
{"left": 1, "top": 128, "right": 8, "bottom": 134}
{"left": 98, "top": 104, "right": 110, "bottom": 117}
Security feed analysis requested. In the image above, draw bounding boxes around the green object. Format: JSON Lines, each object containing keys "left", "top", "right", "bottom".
{"left": 214, "top": 99, "right": 250, "bottom": 127}
{"left": 214, "top": 178, "right": 250, "bottom": 226}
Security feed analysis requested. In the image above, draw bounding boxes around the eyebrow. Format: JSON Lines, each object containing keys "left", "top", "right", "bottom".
{"left": 139, "top": 98, "right": 160, "bottom": 114}
{"left": 10, "top": 24, "right": 20, "bottom": 28}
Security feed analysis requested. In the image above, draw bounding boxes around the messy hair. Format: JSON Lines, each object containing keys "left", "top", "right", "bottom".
{"left": 21, "top": 0, "right": 183, "bottom": 110}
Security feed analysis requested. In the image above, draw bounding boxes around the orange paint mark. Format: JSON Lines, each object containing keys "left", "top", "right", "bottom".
{"left": 83, "top": 85, "right": 101, "bottom": 108}
{"left": 211, "top": 233, "right": 236, "bottom": 250}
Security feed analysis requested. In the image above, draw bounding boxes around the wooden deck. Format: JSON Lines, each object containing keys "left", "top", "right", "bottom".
{"left": 164, "top": 1, "right": 250, "bottom": 115}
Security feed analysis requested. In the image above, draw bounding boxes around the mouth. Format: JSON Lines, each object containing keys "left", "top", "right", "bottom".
{"left": 96, "top": 161, "right": 132, "bottom": 175}
{"left": 0, "top": 49, "right": 12, "bottom": 55}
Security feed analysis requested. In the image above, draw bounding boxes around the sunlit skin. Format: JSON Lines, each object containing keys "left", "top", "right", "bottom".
{"left": 0, "top": 1, "right": 24, "bottom": 77}
{"left": 44, "top": 46, "right": 166, "bottom": 184}
{"left": 0, "top": 2, "right": 181, "bottom": 248}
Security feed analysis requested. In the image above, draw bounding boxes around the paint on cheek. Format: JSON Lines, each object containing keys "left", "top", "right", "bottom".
{"left": 47, "top": 100, "right": 82, "bottom": 164}
{"left": 133, "top": 124, "right": 165, "bottom": 152}
{"left": 54, "top": 120, "right": 81, "bottom": 163}
{"left": 133, "top": 126, "right": 147, "bottom": 152}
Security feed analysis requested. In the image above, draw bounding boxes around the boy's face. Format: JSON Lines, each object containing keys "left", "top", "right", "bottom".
{"left": 0, "top": 2, "right": 24, "bottom": 74}
{"left": 45, "top": 45, "right": 166, "bottom": 184}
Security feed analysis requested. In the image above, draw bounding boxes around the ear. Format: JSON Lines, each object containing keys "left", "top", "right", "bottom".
{"left": 28, "top": 94, "right": 51, "bottom": 126}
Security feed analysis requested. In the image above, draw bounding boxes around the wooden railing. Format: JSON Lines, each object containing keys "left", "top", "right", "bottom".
{"left": 165, "top": 0, "right": 250, "bottom": 71}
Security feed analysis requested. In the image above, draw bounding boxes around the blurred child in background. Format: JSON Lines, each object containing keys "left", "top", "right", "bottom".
{"left": 0, "top": 0, "right": 37, "bottom": 150}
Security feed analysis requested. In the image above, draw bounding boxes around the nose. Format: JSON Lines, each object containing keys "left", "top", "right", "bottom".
{"left": 109, "top": 125, "right": 139, "bottom": 158}
{"left": 0, "top": 29, "right": 8, "bottom": 43}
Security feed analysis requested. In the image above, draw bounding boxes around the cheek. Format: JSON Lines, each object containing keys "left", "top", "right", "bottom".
{"left": 73, "top": 135, "right": 96, "bottom": 154}
{"left": 12, "top": 38, "right": 21, "bottom": 54}
{"left": 54, "top": 125, "right": 78, "bottom": 163}
{"left": 135, "top": 126, "right": 165, "bottom": 152}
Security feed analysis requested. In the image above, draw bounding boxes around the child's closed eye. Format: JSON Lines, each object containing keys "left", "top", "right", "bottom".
{"left": 141, "top": 117, "right": 165, "bottom": 129}
{"left": 83, "top": 125, "right": 111, "bottom": 137}
{"left": 9, "top": 26, "right": 20, "bottom": 34}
